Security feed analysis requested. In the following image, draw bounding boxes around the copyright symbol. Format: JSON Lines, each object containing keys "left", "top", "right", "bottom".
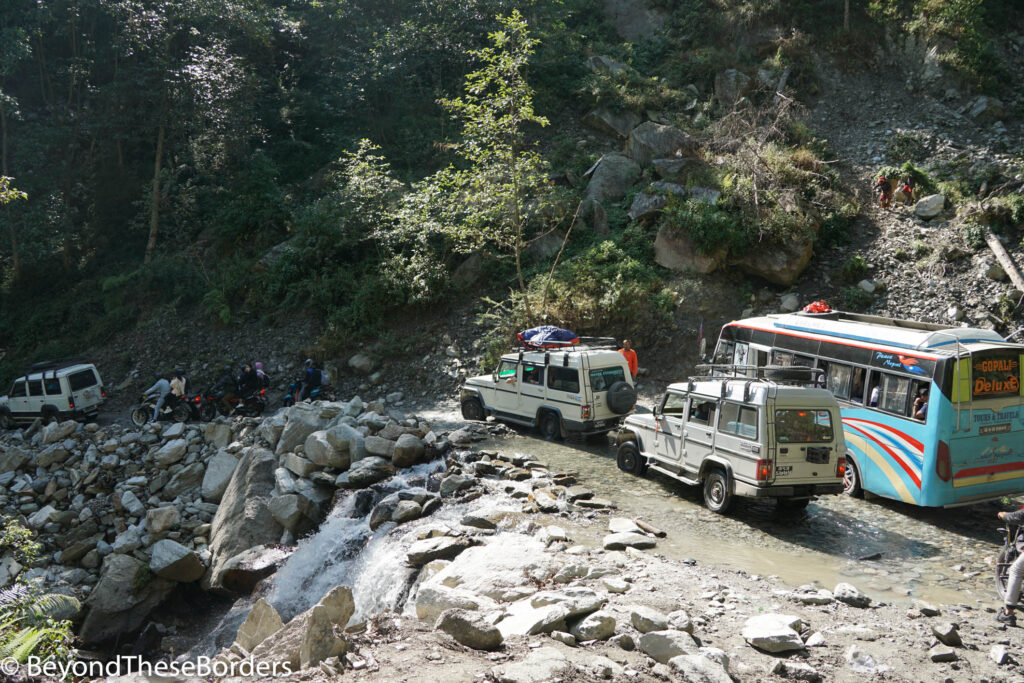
{"left": 0, "top": 657, "right": 20, "bottom": 676}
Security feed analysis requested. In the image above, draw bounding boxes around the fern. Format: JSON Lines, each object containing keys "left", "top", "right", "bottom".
{"left": 0, "top": 584, "right": 78, "bottom": 664}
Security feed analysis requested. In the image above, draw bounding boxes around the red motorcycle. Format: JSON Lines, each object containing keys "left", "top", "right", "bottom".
{"left": 200, "top": 388, "right": 267, "bottom": 420}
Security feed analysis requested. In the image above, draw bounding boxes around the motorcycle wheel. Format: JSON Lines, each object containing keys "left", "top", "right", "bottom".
{"left": 130, "top": 408, "right": 150, "bottom": 427}
{"left": 246, "top": 401, "right": 265, "bottom": 417}
{"left": 172, "top": 404, "right": 191, "bottom": 422}
{"left": 199, "top": 403, "right": 217, "bottom": 422}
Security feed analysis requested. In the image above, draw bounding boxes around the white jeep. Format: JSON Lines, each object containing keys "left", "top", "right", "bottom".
{"left": 460, "top": 344, "right": 637, "bottom": 439}
{"left": 0, "top": 362, "right": 106, "bottom": 427}
{"left": 616, "top": 371, "right": 846, "bottom": 513}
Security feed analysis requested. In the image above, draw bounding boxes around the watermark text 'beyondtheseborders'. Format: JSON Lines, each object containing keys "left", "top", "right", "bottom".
{"left": 10, "top": 655, "right": 294, "bottom": 679}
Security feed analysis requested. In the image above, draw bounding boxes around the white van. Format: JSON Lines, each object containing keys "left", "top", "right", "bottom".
{"left": 0, "top": 362, "right": 106, "bottom": 427}
{"left": 461, "top": 345, "right": 636, "bottom": 439}
{"left": 616, "top": 374, "right": 846, "bottom": 512}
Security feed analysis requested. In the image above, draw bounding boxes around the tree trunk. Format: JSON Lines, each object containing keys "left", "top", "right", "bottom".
{"left": 1, "top": 105, "right": 19, "bottom": 282}
{"left": 844, "top": 0, "right": 850, "bottom": 31}
{"left": 144, "top": 122, "right": 165, "bottom": 262}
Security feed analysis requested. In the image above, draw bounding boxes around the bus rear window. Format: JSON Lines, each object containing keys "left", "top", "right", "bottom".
{"left": 775, "top": 410, "right": 834, "bottom": 443}
{"left": 972, "top": 352, "right": 1020, "bottom": 399}
{"left": 68, "top": 369, "right": 99, "bottom": 391}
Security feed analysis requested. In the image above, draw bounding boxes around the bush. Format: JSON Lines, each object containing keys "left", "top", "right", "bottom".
{"left": 660, "top": 199, "right": 749, "bottom": 255}
{"left": 885, "top": 132, "right": 928, "bottom": 162}
{"left": 841, "top": 286, "right": 874, "bottom": 311}
{"left": 839, "top": 255, "right": 868, "bottom": 284}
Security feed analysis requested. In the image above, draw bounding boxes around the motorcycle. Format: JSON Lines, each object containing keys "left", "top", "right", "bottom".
{"left": 996, "top": 523, "right": 1024, "bottom": 601}
{"left": 202, "top": 388, "right": 267, "bottom": 420}
{"left": 281, "top": 380, "right": 336, "bottom": 407}
{"left": 131, "top": 394, "right": 190, "bottom": 427}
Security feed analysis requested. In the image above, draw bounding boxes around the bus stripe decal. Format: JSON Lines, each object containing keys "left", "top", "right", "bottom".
{"left": 843, "top": 432, "right": 916, "bottom": 503}
{"left": 843, "top": 418, "right": 925, "bottom": 453}
{"left": 842, "top": 420, "right": 923, "bottom": 470}
{"left": 954, "top": 461, "right": 1024, "bottom": 479}
{"left": 845, "top": 423, "right": 922, "bottom": 488}
{"left": 954, "top": 470, "right": 1024, "bottom": 488}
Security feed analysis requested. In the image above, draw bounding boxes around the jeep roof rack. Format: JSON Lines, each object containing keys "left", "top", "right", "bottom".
{"left": 25, "top": 359, "right": 87, "bottom": 375}
{"left": 516, "top": 336, "right": 619, "bottom": 351}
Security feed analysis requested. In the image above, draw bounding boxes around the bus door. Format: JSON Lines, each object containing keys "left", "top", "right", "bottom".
{"left": 683, "top": 397, "right": 717, "bottom": 471}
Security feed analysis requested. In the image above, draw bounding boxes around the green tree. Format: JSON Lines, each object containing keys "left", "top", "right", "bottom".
{"left": 439, "top": 10, "right": 549, "bottom": 313}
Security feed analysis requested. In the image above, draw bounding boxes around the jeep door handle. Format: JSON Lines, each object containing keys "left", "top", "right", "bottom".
{"left": 682, "top": 430, "right": 688, "bottom": 437}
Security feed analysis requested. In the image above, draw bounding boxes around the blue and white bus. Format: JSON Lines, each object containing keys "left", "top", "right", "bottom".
{"left": 713, "top": 309, "right": 1024, "bottom": 507}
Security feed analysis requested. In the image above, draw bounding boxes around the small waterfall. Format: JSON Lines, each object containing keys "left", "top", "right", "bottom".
{"left": 267, "top": 458, "right": 500, "bottom": 623}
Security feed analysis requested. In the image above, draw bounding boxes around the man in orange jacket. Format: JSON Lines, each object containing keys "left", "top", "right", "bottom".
{"left": 619, "top": 339, "right": 638, "bottom": 379}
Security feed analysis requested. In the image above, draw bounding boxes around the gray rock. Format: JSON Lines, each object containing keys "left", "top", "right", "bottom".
{"left": 714, "top": 68, "right": 752, "bottom": 107}
{"left": 930, "top": 622, "right": 962, "bottom": 647}
{"left": 587, "top": 55, "right": 631, "bottom": 76}
{"left": 625, "top": 122, "right": 697, "bottom": 167}
{"left": 79, "top": 554, "right": 174, "bottom": 645}
{"left": 149, "top": 539, "right": 205, "bottom": 582}
{"left": 569, "top": 609, "right": 616, "bottom": 641}
{"left": 202, "top": 450, "right": 239, "bottom": 503}
{"left": 929, "top": 644, "right": 957, "bottom": 663}
{"left": 582, "top": 107, "right": 641, "bottom": 139}
{"left": 491, "top": 647, "right": 570, "bottom": 683}
{"left": 269, "top": 494, "right": 318, "bottom": 535}
{"left": 275, "top": 405, "right": 324, "bottom": 456}
{"left": 630, "top": 605, "right": 669, "bottom": 633}
{"left": 654, "top": 224, "right": 724, "bottom": 274}
{"left": 845, "top": 644, "right": 886, "bottom": 673}
{"left": 325, "top": 423, "right": 365, "bottom": 466}
{"left": 391, "top": 500, "right": 422, "bottom": 524}
{"left": 833, "top": 582, "right": 871, "bottom": 608}
{"left": 407, "top": 537, "right": 476, "bottom": 566}
{"left": 162, "top": 463, "right": 204, "bottom": 499}
{"left": 0, "top": 447, "right": 30, "bottom": 472}
{"left": 339, "top": 456, "right": 394, "bottom": 488}
{"left": 968, "top": 95, "right": 1005, "bottom": 122}
{"left": 251, "top": 585, "right": 353, "bottom": 670}
{"left": 204, "top": 422, "right": 233, "bottom": 449}
{"left": 348, "top": 353, "right": 378, "bottom": 375}
{"left": 440, "top": 474, "right": 473, "bottom": 497}
{"left": 670, "top": 654, "right": 733, "bottom": 683}
{"left": 41, "top": 420, "right": 77, "bottom": 445}
{"left": 154, "top": 439, "right": 188, "bottom": 467}
{"left": 780, "top": 293, "right": 801, "bottom": 313}
{"left": 638, "top": 630, "right": 699, "bottom": 664}
{"left": 205, "top": 448, "right": 282, "bottom": 592}
{"left": 914, "top": 194, "right": 945, "bottom": 219}
{"left": 770, "top": 659, "right": 821, "bottom": 682}
{"left": 602, "top": 532, "right": 655, "bottom": 550}
{"left": 120, "top": 491, "right": 146, "bottom": 518}
{"left": 283, "top": 453, "right": 319, "bottom": 478}
{"left": 235, "top": 598, "right": 284, "bottom": 652}
{"left": 627, "top": 192, "right": 668, "bottom": 221}
{"left": 736, "top": 236, "right": 814, "bottom": 286}
{"left": 991, "top": 644, "right": 1009, "bottom": 665}
{"left": 435, "top": 608, "right": 503, "bottom": 651}
{"left": 364, "top": 435, "right": 396, "bottom": 459}
{"left": 304, "top": 431, "right": 346, "bottom": 469}
{"left": 585, "top": 154, "right": 641, "bottom": 204}
{"left": 742, "top": 614, "right": 804, "bottom": 653}
{"left": 145, "top": 506, "right": 179, "bottom": 535}
{"left": 392, "top": 433, "right": 425, "bottom": 468}
{"left": 27, "top": 505, "right": 60, "bottom": 529}
{"left": 415, "top": 583, "right": 499, "bottom": 622}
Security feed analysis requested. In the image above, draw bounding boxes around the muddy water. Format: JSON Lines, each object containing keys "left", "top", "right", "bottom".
{"left": 483, "top": 433, "right": 1007, "bottom": 606}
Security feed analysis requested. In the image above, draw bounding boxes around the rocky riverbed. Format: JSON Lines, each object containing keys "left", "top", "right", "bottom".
{"left": 2, "top": 396, "right": 1023, "bottom": 682}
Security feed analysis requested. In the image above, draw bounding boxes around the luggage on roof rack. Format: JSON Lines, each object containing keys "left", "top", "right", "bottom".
{"left": 517, "top": 326, "right": 580, "bottom": 349}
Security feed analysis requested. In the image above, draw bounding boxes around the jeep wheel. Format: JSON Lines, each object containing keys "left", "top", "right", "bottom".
{"left": 0, "top": 412, "right": 12, "bottom": 430}
{"left": 616, "top": 441, "right": 645, "bottom": 475}
{"left": 607, "top": 381, "right": 637, "bottom": 415}
{"left": 703, "top": 470, "right": 734, "bottom": 514}
{"left": 539, "top": 411, "right": 561, "bottom": 441}
{"left": 843, "top": 457, "right": 864, "bottom": 498}
{"left": 461, "top": 398, "right": 485, "bottom": 421}
{"left": 130, "top": 408, "right": 150, "bottom": 427}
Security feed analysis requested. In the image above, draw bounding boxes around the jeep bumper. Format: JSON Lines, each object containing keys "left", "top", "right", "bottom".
{"left": 563, "top": 416, "right": 624, "bottom": 436}
{"left": 733, "top": 481, "right": 844, "bottom": 499}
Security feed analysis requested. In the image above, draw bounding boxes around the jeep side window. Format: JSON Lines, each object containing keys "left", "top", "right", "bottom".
{"left": 497, "top": 360, "right": 517, "bottom": 380}
{"left": 547, "top": 367, "right": 580, "bottom": 393}
{"left": 661, "top": 393, "right": 686, "bottom": 417}
{"left": 9, "top": 380, "right": 26, "bottom": 397}
{"left": 687, "top": 399, "right": 715, "bottom": 425}
{"left": 44, "top": 377, "right": 61, "bottom": 395}
{"left": 27, "top": 380, "right": 43, "bottom": 397}
{"left": 718, "top": 403, "right": 757, "bottom": 439}
{"left": 522, "top": 364, "right": 542, "bottom": 385}
{"left": 589, "top": 367, "right": 625, "bottom": 392}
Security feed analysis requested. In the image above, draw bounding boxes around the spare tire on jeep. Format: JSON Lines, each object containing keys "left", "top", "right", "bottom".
{"left": 607, "top": 381, "right": 637, "bottom": 415}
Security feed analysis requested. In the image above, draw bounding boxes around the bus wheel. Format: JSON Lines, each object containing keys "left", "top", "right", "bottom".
{"left": 703, "top": 469, "right": 734, "bottom": 514}
{"left": 843, "top": 458, "right": 864, "bottom": 498}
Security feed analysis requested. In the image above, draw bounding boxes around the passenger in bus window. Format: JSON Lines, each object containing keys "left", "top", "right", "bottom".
{"left": 913, "top": 387, "right": 929, "bottom": 420}
{"left": 851, "top": 368, "right": 865, "bottom": 403}
{"left": 869, "top": 384, "right": 880, "bottom": 407}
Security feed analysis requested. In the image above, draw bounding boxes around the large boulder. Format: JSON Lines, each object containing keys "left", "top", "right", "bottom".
{"left": 205, "top": 448, "right": 283, "bottom": 592}
{"left": 742, "top": 613, "right": 805, "bottom": 653}
{"left": 603, "top": 0, "right": 667, "bottom": 42}
{"left": 582, "top": 108, "right": 641, "bottom": 139}
{"left": 392, "top": 434, "right": 425, "bottom": 468}
{"left": 348, "top": 354, "right": 378, "bottom": 375}
{"left": 338, "top": 457, "right": 394, "bottom": 489}
{"left": 251, "top": 585, "right": 354, "bottom": 670}
{"left": 0, "top": 447, "right": 30, "bottom": 472}
{"left": 269, "top": 494, "right": 319, "bottom": 535}
{"left": 41, "top": 420, "right": 77, "bottom": 445}
{"left": 153, "top": 439, "right": 187, "bottom": 467}
{"left": 145, "top": 507, "right": 180, "bottom": 535}
{"left": 654, "top": 225, "right": 725, "bottom": 274}
{"left": 162, "top": 463, "right": 204, "bottom": 499}
{"left": 149, "top": 539, "right": 205, "bottom": 582}
{"left": 714, "top": 68, "right": 752, "bottom": 107}
{"left": 415, "top": 584, "right": 499, "bottom": 622}
{"left": 79, "top": 554, "right": 175, "bottom": 645}
{"left": 217, "top": 545, "right": 293, "bottom": 595}
{"left": 275, "top": 405, "right": 324, "bottom": 456}
{"left": 202, "top": 450, "right": 240, "bottom": 503}
{"left": 427, "top": 537, "right": 560, "bottom": 600}
{"left": 735, "top": 236, "right": 814, "bottom": 286}
{"left": 435, "top": 608, "right": 503, "bottom": 651}
{"left": 914, "top": 194, "right": 945, "bottom": 220}
{"left": 570, "top": 610, "right": 616, "bottom": 641}
{"left": 625, "top": 122, "right": 698, "bottom": 168}
{"left": 407, "top": 537, "right": 476, "bottom": 567}
{"left": 204, "top": 422, "right": 233, "bottom": 449}
{"left": 584, "top": 154, "right": 641, "bottom": 204}
{"left": 235, "top": 598, "right": 284, "bottom": 652}
{"left": 304, "top": 431, "right": 346, "bottom": 470}
{"left": 325, "top": 423, "right": 366, "bottom": 466}
{"left": 967, "top": 95, "right": 1005, "bottom": 122}
{"left": 638, "top": 630, "right": 700, "bottom": 664}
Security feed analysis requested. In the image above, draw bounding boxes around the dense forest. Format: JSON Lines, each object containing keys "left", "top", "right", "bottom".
{"left": 1, "top": 0, "right": 1022, "bottom": 375}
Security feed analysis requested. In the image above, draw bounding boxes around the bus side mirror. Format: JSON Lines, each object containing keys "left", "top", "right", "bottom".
{"left": 699, "top": 338, "right": 709, "bottom": 362}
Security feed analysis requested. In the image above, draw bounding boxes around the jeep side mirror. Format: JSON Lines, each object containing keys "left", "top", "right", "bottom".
{"left": 652, "top": 405, "right": 660, "bottom": 417}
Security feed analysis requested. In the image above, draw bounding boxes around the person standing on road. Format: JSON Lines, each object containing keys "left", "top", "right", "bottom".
{"left": 997, "top": 506, "right": 1024, "bottom": 625}
{"left": 619, "top": 339, "right": 638, "bottom": 380}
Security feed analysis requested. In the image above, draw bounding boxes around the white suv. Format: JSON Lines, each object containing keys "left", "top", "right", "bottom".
{"left": 0, "top": 362, "right": 106, "bottom": 427}
{"left": 616, "top": 372, "right": 846, "bottom": 513}
{"left": 460, "top": 344, "right": 637, "bottom": 439}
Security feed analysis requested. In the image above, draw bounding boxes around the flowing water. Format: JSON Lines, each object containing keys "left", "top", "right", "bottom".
{"left": 481, "top": 432, "right": 1003, "bottom": 606}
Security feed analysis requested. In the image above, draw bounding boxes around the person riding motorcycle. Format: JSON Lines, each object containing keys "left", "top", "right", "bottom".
{"left": 170, "top": 368, "right": 187, "bottom": 398}
{"left": 212, "top": 365, "right": 238, "bottom": 414}
{"left": 238, "top": 363, "right": 260, "bottom": 398}
{"left": 299, "top": 359, "right": 323, "bottom": 401}
{"left": 254, "top": 362, "right": 270, "bottom": 390}
{"left": 143, "top": 372, "right": 172, "bottom": 422}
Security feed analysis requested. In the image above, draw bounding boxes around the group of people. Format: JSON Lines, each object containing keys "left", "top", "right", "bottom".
{"left": 875, "top": 174, "right": 915, "bottom": 210}
{"left": 142, "top": 362, "right": 271, "bottom": 419}
{"left": 141, "top": 368, "right": 191, "bottom": 421}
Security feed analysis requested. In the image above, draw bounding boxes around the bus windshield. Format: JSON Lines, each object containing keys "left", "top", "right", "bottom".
{"left": 775, "top": 409, "right": 834, "bottom": 443}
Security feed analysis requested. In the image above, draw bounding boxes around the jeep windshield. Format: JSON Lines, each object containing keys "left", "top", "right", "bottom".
{"left": 775, "top": 409, "right": 834, "bottom": 443}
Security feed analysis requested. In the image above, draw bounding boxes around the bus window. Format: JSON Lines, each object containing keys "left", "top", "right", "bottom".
{"left": 910, "top": 380, "right": 930, "bottom": 418}
{"left": 715, "top": 341, "right": 735, "bottom": 366}
{"left": 866, "top": 371, "right": 881, "bottom": 407}
{"left": 878, "top": 373, "right": 911, "bottom": 415}
{"left": 827, "top": 363, "right": 852, "bottom": 399}
{"left": 850, "top": 367, "right": 866, "bottom": 403}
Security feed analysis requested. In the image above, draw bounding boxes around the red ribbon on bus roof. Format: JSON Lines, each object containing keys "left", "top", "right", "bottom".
{"left": 802, "top": 300, "right": 832, "bottom": 314}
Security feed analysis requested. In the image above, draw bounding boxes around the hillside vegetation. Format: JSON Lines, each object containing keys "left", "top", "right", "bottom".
{"left": 1, "top": 0, "right": 1023, "bottom": 380}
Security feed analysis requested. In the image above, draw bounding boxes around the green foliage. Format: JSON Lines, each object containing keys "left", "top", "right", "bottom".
{"left": 841, "top": 286, "right": 874, "bottom": 311}
{"left": 661, "top": 199, "right": 748, "bottom": 255}
{"left": 885, "top": 132, "right": 928, "bottom": 163}
{"left": 839, "top": 255, "right": 868, "bottom": 285}
{"left": 963, "top": 222, "right": 987, "bottom": 249}
{"left": 0, "top": 518, "right": 38, "bottom": 565}
{"left": 0, "top": 583, "right": 77, "bottom": 665}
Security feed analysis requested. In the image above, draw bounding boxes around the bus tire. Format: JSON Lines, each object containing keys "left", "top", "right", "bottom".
{"left": 616, "top": 441, "right": 645, "bottom": 475}
{"left": 843, "top": 457, "right": 864, "bottom": 498}
{"left": 704, "top": 469, "right": 734, "bottom": 514}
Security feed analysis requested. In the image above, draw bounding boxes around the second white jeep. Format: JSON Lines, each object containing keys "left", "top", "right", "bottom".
{"left": 460, "top": 344, "right": 636, "bottom": 439}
